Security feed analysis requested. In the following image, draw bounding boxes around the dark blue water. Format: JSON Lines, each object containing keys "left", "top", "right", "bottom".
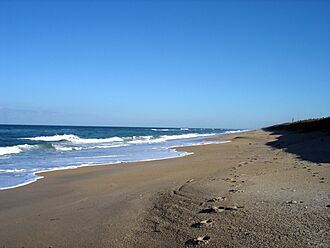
{"left": 0, "top": 125, "right": 243, "bottom": 190}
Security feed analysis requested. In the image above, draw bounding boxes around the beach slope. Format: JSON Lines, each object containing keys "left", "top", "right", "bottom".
{"left": 0, "top": 129, "right": 329, "bottom": 247}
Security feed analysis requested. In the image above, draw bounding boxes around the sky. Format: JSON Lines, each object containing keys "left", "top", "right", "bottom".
{"left": 0, "top": 0, "right": 329, "bottom": 129}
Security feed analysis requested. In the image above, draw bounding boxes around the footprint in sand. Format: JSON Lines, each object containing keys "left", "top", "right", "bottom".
{"left": 224, "top": 177, "right": 238, "bottom": 183}
{"left": 221, "top": 206, "right": 242, "bottom": 211}
{"left": 191, "top": 219, "right": 213, "bottom": 228}
{"left": 199, "top": 206, "right": 220, "bottom": 213}
{"left": 199, "top": 205, "right": 242, "bottom": 213}
{"left": 185, "top": 236, "right": 210, "bottom": 247}
{"left": 49, "top": 218, "right": 60, "bottom": 221}
{"left": 286, "top": 200, "right": 303, "bottom": 205}
{"left": 319, "top": 177, "right": 326, "bottom": 183}
{"left": 229, "top": 189, "right": 244, "bottom": 193}
{"left": 207, "top": 196, "right": 226, "bottom": 202}
{"left": 176, "top": 179, "right": 195, "bottom": 191}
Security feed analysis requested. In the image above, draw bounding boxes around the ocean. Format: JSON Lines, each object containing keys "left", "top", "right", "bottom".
{"left": 0, "top": 125, "right": 243, "bottom": 190}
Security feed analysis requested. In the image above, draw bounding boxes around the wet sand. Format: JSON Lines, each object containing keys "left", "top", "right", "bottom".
{"left": 0, "top": 130, "right": 329, "bottom": 247}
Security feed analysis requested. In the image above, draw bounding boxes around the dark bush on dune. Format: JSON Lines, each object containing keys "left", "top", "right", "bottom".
{"left": 264, "top": 117, "right": 330, "bottom": 133}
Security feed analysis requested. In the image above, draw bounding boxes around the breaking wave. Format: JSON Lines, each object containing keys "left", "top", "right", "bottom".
{"left": 21, "top": 134, "right": 124, "bottom": 144}
{"left": 0, "top": 144, "right": 38, "bottom": 156}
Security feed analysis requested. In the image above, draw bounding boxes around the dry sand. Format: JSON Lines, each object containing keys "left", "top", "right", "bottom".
{"left": 0, "top": 130, "right": 329, "bottom": 247}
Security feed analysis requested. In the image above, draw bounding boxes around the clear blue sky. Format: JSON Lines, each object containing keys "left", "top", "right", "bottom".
{"left": 0, "top": 0, "right": 329, "bottom": 129}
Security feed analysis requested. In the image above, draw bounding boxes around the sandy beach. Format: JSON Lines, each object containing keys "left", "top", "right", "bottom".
{"left": 2, "top": 0, "right": 329, "bottom": 247}
{"left": 0, "top": 129, "right": 329, "bottom": 247}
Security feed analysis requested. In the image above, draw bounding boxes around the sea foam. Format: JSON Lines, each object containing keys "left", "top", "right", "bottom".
{"left": 22, "top": 133, "right": 218, "bottom": 146}
{"left": 22, "top": 134, "right": 124, "bottom": 144}
{"left": 0, "top": 125, "right": 247, "bottom": 190}
{"left": 0, "top": 144, "right": 37, "bottom": 156}
{"left": 127, "top": 133, "right": 217, "bottom": 145}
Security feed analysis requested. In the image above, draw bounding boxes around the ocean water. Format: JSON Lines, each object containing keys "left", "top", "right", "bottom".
{"left": 0, "top": 125, "right": 243, "bottom": 190}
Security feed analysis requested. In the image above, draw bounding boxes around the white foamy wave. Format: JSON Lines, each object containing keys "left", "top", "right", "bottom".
{"left": 151, "top": 128, "right": 171, "bottom": 132}
{"left": 22, "top": 134, "right": 124, "bottom": 144}
{"left": 160, "top": 133, "right": 216, "bottom": 141}
{"left": 70, "top": 136, "right": 124, "bottom": 144}
{"left": 180, "top": 128, "right": 189, "bottom": 131}
{"left": 169, "top": 140, "right": 231, "bottom": 148}
{"left": 0, "top": 168, "right": 27, "bottom": 173}
{"left": 52, "top": 143, "right": 130, "bottom": 152}
{"left": 224, "top": 130, "right": 249, "bottom": 134}
{"left": 22, "top": 134, "right": 78, "bottom": 142}
{"left": 53, "top": 145, "right": 73, "bottom": 151}
{"left": 0, "top": 144, "right": 38, "bottom": 156}
{"left": 91, "top": 144, "right": 129, "bottom": 149}
{"left": 53, "top": 144, "right": 83, "bottom": 151}
{"left": 128, "top": 133, "right": 217, "bottom": 145}
{"left": 53, "top": 143, "right": 128, "bottom": 151}
{"left": 128, "top": 136, "right": 155, "bottom": 144}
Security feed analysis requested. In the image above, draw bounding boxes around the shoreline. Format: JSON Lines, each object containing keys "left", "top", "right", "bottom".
{"left": 0, "top": 134, "right": 237, "bottom": 191}
{"left": 0, "top": 130, "right": 328, "bottom": 247}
